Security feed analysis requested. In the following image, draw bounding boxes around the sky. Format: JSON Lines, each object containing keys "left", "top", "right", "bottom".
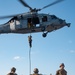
{"left": 0, "top": 0, "right": 75, "bottom": 75}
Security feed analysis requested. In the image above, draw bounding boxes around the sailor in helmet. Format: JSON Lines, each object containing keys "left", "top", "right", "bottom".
{"left": 31, "top": 68, "right": 42, "bottom": 75}
{"left": 7, "top": 67, "right": 17, "bottom": 75}
{"left": 56, "top": 63, "right": 67, "bottom": 75}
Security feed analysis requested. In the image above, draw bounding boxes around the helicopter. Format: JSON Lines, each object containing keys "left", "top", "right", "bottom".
{"left": 0, "top": 0, "right": 70, "bottom": 37}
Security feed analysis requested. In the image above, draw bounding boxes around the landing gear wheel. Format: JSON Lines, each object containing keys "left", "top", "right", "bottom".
{"left": 42, "top": 33, "right": 47, "bottom": 37}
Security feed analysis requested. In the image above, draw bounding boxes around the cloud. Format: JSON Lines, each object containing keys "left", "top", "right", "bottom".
{"left": 14, "top": 56, "right": 20, "bottom": 60}
{"left": 13, "top": 56, "right": 23, "bottom": 61}
{"left": 70, "top": 50, "right": 75, "bottom": 53}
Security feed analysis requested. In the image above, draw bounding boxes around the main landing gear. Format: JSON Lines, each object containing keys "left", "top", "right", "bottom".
{"left": 42, "top": 33, "right": 47, "bottom": 37}
{"left": 42, "top": 31, "right": 49, "bottom": 37}
{"left": 41, "top": 26, "right": 49, "bottom": 38}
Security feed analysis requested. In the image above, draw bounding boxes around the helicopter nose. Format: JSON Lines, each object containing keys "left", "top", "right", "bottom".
{"left": 59, "top": 19, "right": 71, "bottom": 27}
{"left": 66, "top": 23, "right": 71, "bottom": 27}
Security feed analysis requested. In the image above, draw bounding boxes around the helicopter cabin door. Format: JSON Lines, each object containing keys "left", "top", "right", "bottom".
{"left": 27, "top": 17, "right": 40, "bottom": 28}
{"left": 20, "top": 19, "right": 27, "bottom": 28}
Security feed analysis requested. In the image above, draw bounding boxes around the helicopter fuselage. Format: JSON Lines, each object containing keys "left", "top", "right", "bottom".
{"left": 0, "top": 12, "right": 70, "bottom": 37}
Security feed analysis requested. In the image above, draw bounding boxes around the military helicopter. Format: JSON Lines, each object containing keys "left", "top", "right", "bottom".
{"left": 0, "top": 0, "right": 70, "bottom": 37}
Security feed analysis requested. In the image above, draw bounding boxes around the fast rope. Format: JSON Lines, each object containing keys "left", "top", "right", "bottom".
{"left": 28, "top": 34, "right": 32, "bottom": 75}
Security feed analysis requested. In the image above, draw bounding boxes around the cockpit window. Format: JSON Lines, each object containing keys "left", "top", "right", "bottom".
{"left": 51, "top": 15, "right": 57, "bottom": 19}
{"left": 42, "top": 16, "right": 47, "bottom": 22}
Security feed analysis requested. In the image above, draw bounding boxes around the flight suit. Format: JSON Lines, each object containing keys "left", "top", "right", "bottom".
{"left": 31, "top": 74, "right": 42, "bottom": 75}
{"left": 56, "top": 69, "right": 67, "bottom": 75}
{"left": 31, "top": 68, "right": 42, "bottom": 75}
{"left": 7, "top": 73, "right": 17, "bottom": 75}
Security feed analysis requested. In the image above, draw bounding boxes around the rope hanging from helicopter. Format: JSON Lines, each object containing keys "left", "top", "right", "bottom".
{"left": 28, "top": 32, "right": 32, "bottom": 75}
{"left": 29, "top": 45, "right": 31, "bottom": 75}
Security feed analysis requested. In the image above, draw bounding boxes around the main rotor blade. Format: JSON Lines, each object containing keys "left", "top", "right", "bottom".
{"left": 19, "top": 0, "right": 32, "bottom": 10}
{"left": 0, "top": 13, "right": 23, "bottom": 19}
{"left": 41, "top": 0, "right": 64, "bottom": 10}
